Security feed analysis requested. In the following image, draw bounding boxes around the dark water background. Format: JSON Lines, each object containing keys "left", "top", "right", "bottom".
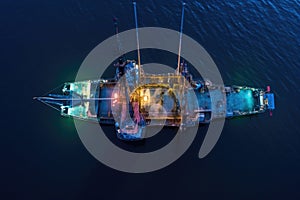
{"left": 1, "top": 0, "right": 300, "bottom": 199}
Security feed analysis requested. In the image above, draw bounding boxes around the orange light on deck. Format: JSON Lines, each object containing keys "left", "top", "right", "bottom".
{"left": 114, "top": 93, "right": 118, "bottom": 98}
{"left": 143, "top": 95, "right": 148, "bottom": 102}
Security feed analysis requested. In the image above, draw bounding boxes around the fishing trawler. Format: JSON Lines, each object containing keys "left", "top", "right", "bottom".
{"left": 34, "top": 2, "right": 275, "bottom": 140}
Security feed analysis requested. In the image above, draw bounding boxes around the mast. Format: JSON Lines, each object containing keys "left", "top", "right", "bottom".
{"left": 176, "top": 2, "right": 186, "bottom": 75}
{"left": 113, "top": 17, "right": 123, "bottom": 56}
{"left": 133, "top": 1, "right": 141, "bottom": 68}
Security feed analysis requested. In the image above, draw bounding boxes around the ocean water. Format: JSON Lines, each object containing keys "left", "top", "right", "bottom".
{"left": 1, "top": 0, "right": 300, "bottom": 199}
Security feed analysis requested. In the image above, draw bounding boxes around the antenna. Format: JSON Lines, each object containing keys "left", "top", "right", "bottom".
{"left": 113, "top": 17, "right": 122, "bottom": 55}
{"left": 177, "top": 2, "right": 186, "bottom": 75}
{"left": 133, "top": 1, "right": 141, "bottom": 68}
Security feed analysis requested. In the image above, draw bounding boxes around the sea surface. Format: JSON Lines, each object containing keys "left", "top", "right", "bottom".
{"left": 1, "top": 0, "right": 300, "bottom": 199}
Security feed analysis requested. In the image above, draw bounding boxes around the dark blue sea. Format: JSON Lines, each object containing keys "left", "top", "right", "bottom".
{"left": 1, "top": 0, "right": 300, "bottom": 199}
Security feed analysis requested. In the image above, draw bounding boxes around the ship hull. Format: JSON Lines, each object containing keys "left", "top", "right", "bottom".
{"left": 35, "top": 62, "right": 275, "bottom": 141}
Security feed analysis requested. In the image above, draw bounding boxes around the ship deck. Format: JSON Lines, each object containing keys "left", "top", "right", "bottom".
{"left": 64, "top": 80, "right": 260, "bottom": 123}
{"left": 196, "top": 88, "right": 256, "bottom": 115}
